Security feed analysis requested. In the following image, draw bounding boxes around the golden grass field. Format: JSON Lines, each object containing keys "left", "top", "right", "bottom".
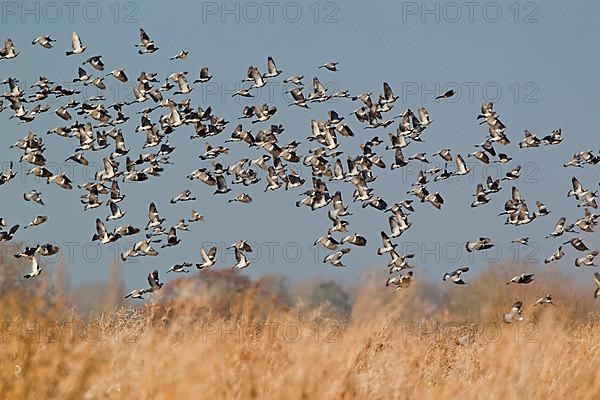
{"left": 0, "top": 256, "right": 598, "bottom": 399}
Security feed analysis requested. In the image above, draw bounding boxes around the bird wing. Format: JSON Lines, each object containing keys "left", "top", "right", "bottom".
{"left": 207, "top": 246, "right": 218, "bottom": 259}
{"left": 554, "top": 217, "right": 566, "bottom": 232}
{"left": 267, "top": 56, "right": 277, "bottom": 74}
{"left": 103, "top": 157, "right": 114, "bottom": 175}
{"left": 71, "top": 32, "right": 82, "bottom": 50}
{"left": 417, "top": 107, "right": 430, "bottom": 124}
{"left": 380, "top": 231, "right": 392, "bottom": 247}
{"left": 572, "top": 177, "right": 582, "bottom": 193}
{"left": 313, "top": 77, "right": 326, "bottom": 95}
{"left": 234, "top": 248, "right": 246, "bottom": 263}
{"left": 455, "top": 155, "right": 467, "bottom": 173}
{"left": 148, "top": 202, "right": 159, "bottom": 221}
{"left": 394, "top": 148, "right": 405, "bottom": 165}
{"left": 95, "top": 218, "right": 106, "bottom": 236}
{"left": 200, "top": 247, "right": 210, "bottom": 262}
{"left": 26, "top": 255, "right": 38, "bottom": 273}
{"left": 216, "top": 175, "right": 227, "bottom": 191}
{"left": 111, "top": 181, "right": 121, "bottom": 196}
{"left": 109, "top": 201, "right": 120, "bottom": 216}
{"left": 177, "top": 74, "right": 190, "bottom": 92}
{"left": 139, "top": 29, "right": 150, "bottom": 45}
{"left": 383, "top": 82, "right": 394, "bottom": 100}
{"left": 9, "top": 224, "right": 19, "bottom": 235}
{"left": 148, "top": 270, "right": 160, "bottom": 289}
{"left": 512, "top": 187, "right": 522, "bottom": 202}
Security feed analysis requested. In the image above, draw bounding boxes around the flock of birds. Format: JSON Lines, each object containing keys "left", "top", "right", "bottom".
{"left": 0, "top": 30, "right": 599, "bottom": 320}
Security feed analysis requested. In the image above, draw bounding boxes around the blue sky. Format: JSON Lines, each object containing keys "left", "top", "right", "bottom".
{"left": 0, "top": 0, "right": 598, "bottom": 288}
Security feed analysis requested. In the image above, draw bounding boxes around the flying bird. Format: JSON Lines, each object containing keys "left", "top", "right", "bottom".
{"left": 506, "top": 273, "right": 535, "bottom": 285}
{"left": 318, "top": 62, "right": 339, "bottom": 71}
{"left": 544, "top": 246, "right": 565, "bottom": 264}
{"left": 503, "top": 301, "right": 524, "bottom": 323}
{"left": 323, "top": 248, "right": 351, "bottom": 267}
{"left": 386, "top": 271, "right": 414, "bottom": 291}
{"left": 535, "top": 294, "right": 554, "bottom": 306}
{"left": 65, "top": 32, "right": 86, "bottom": 56}
{"left": 197, "top": 246, "right": 217, "bottom": 269}
{"left": 194, "top": 67, "right": 212, "bottom": 83}
{"left": 442, "top": 267, "right": 470, "bottom": 285}
{"left": 435, "top": 89, "right": 455, "bottom": 100}
{"left": 166, "top": 262, "right": 192, "bottom": 273}
{"left": 32, "top": 35, "right": 55, "bottom": 49}
{"left": 0, "top": 38, "right": 19, "bottom": 59}
{"left": 136, "top": 28, "right": 158, "bottom": 54}
{"left": 575, "top": 251, "right": 599, "bottom": 267}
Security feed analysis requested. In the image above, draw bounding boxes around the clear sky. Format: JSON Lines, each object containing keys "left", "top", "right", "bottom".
{"left": 0, "top": 0, "right": 598, "bottom": 288}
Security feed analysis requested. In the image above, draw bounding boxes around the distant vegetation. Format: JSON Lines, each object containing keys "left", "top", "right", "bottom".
{"left": 0, "top": 244, "right": 598, "bottom": 399}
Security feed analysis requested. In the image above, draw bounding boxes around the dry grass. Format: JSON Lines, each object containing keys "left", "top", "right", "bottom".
{"left": 0, "top": 264, "right": 598, "bottom": 399}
